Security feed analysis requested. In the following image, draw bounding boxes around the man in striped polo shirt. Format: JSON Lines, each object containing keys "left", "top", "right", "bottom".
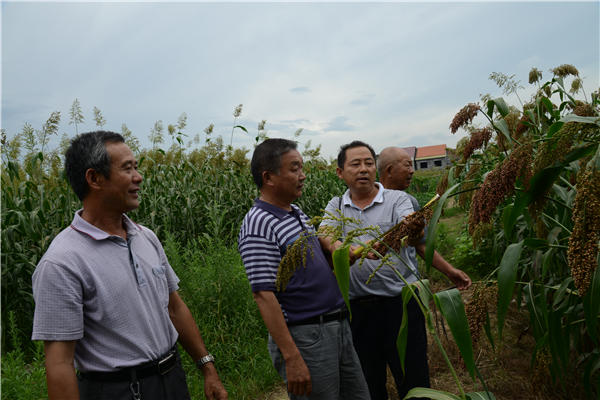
{"left": 237, "top": 138, "right": 369, "bottom": 399}
{"left": 320, "top": 141, "right": 428, "bottom": 400}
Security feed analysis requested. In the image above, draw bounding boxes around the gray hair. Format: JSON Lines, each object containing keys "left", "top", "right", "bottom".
{"left": 65, "top": 131, "right": 125, "bottom": 200}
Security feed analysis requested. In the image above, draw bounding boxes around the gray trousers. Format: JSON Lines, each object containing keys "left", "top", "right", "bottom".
{"left": 77, "top": 352, "right": 191, "bottom": 400}
{"left": 268, "top": 317, "right": 370, "bottom": 400}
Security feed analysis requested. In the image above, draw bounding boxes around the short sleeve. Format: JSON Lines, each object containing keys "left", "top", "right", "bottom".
{"left": 238, "top": 235, "right": 281, "bottom": 292}
{"left": 32, "top": 261, "right": 84, "bottom": 341}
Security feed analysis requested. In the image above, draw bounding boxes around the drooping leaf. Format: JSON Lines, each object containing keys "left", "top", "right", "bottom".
{"left": 434, "top": 289, "right": 475, "bottom": 380}
{"left": 493, "top": 119, "right": 512, "bottom": 148}
{"left": 397, "top": 285, "right": 414, "bottom": 376}
{"left": 497, "top": 241, "right": 524, "bottom": 338}
{"left": 332, "top": 246, "right": 352, "bottom": 320}
{"left": 483, "top": 311, "right": 495, "bottom": 350}
{"left": 405, "top": 387, "right": 462, "bottom": 400}
{"left": 559, "top": 114, "right": 600, "bottom": 124}
{"left": 546, "top": 121, "right": 564, "bottom": 139}
{"left": 492, "top": 97, "right": 510, "bottom": 118}
{"left": 467, "top": 392, "right": 497, "bottom": 400}
{"left": 425, "top": 183, "right": 460, "bottom": 272}
{"left": 233, "top": 125, "right": 249, "bottom": 133}
{"left": 552, "top": 277, "right": 573, "bottom": 308}
{"left": 583, "top": 265, "right": 600, "bottom": 346}
{"left": 524, "top": 238, "right": 549, "bottom": 250}
{"left": 583, "top": 352, "right": 600, "bottom": 399}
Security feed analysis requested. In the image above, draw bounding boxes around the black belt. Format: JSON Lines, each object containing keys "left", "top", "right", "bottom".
{"left": 351, "top": 295, "right": 396, "bottom": 308}
{"left": 79, "top": 345, "right": 178, "bottom": 382}
{"left": 288, "top": 309, "right": 349, "bottom": 326}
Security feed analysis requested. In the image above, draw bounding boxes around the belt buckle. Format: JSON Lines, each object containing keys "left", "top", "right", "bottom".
{"left": 158, "top": 352, "right": 176, "bottom": 375}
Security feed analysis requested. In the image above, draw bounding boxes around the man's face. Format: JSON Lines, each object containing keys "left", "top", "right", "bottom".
{"left": 388, "top": 151, "right": 414, "bottom": 191}
{"left": 336, "top": 146, "right": 377, "bottom": 193}
{"left": 100, "top": 142, "right": 142, "bottom": 213}
{"left": 268, "top": 149, "right": 306, "bottom": 203}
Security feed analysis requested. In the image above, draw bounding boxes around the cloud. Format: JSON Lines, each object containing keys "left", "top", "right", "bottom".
{"left": 349, "top": 94, "right": 375, "bottom": 107}
{"left": 290, "top": 87, "right": 311, "bottom": 95}
{"left": 322, "top": 116, "right": 356, "bottom": 133}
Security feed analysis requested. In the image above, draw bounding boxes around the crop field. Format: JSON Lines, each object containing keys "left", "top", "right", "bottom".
{"left": 2, "top": 65, "right": 599, "bottom": 400}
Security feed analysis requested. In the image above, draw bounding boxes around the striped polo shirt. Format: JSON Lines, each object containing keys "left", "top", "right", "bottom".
{"left": 238, "top": 199, "right": 344, "bottom": 323}
{"left": 320, "top": 183, "right": 418, "bottom": 299}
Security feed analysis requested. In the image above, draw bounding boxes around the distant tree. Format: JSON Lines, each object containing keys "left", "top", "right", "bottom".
{"left": 93, "top": 106, "right": 107, "bottom": 130}
{"left": 68, "top": 99, "right": 84, "bottom": 135}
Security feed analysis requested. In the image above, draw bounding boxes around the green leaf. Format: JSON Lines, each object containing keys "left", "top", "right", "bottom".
{"left": 467, "top": 392, "right": 497, "bottom": 400}
{"left": 583, "top": 352, "right": 600, "bottom": 399}
{"left": 523, "top": 238, "right": 549, "bottom": 250}
{"left": 497, "top": 241, "right": 524, "bottom": 338}
{"left": 552, "top": 277, "right": 573, "bottom": 308}
{"left": 397, "top": 285, "right": 414, "bottom": 376}
{"left": 483, "top": 311, "right": 495, "bottom": 350}
{"left": 332, "top": 246, "right": 352, "bottom": 320}
{"left": 583, "top": 265, "right": 600, "bottom": 346}
{"left": 425, "top": 183, "right": 460, "bottom": 272}
{"left": 493, "top": 119, "right": 512, "bottom": 148}
{"left": 233, "top": 125, "right": 249, "bottom": 133}
{"left": 546, "top": 121, "right": 564, "bottom": 139}
{"left": 405, "top": 387, "right": 462, "bottom": 400}
{"left": 559, "top": 114, "right": 600, "bottom": 124}
{"left": 434, "top": 289, "right": 475, "bottom": 381}
{"left": 541, "top": 97, "right": 556, "bottom": 117}
{"left": 493, "top": 98, "right": 510, "bottom": 118}
{"left": 502, "top": 205, "right": 513, "bottom": 241}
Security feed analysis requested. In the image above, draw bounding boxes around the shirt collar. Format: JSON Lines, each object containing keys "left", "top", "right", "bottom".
{"left": 253, "top": 198, "right": 297, "bottom": 220}
{"left": 70, "top": 209, "right": 142, "bottom": 240}
{"left": 342, "top": 182, "right": 385, "bottom": 209}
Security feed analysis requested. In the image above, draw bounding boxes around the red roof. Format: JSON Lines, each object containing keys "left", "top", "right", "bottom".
{"left": 402, "top": 146, "right": 417, "bottom": 158}
{"left": 416, "top": 144, "right": 446, "bottom": 158}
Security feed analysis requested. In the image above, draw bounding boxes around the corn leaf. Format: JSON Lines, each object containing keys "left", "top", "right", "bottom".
{"left": 332, "top": 246, "right": 352, "bottom": 320}
{"left": 434, "top": 289, "right": 475, "bottom": 381}
{"left": 583, "top": 265, "right": 600, "bottom": 347}
{"left": 467, "top": 392, "right": 497, "bottom": 400}
{"left": 405, "top": 388, "right": 462, "bottom": 400}
{"left": 425, "top": 183, "right": 460, "bottom": 272}
{"left": 397, "top": 285, "right": 414, "bottom": 376}
{"left": 497, "top": 241, "right": 524, "bottom": 338}
{"left": 583, "top": 352, "right": 600, "bottom": 399}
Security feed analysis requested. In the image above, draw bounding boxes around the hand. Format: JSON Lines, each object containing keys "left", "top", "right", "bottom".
{"left": 285, "top": 354, "right": 312, "bottom": 396}
{"left": 448, "top": 268, "right": 472, "bottom": 290}
{"left": 349, "top": 245, "right": 359, "bottom": 264}
{"left": 203, "top": 368, "right": 228, "bottom": 400}
{"left": 402, "top": 213, "right": 426, "bottom": 234}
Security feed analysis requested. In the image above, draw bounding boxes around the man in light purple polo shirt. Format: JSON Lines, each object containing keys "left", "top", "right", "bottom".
{"left": 32, "top": 131, "right": 227, "bottom": 400}
{"left": 237, "top": 138, "right": 369, "bottom": 399}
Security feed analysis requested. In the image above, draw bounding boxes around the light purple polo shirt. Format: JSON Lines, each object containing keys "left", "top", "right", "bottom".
{"left": 32, "top": 210, "right": 180, "bottom": 372}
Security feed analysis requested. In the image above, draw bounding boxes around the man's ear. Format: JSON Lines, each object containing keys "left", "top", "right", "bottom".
{"left": 336, "top": 167, "right": 344, "bottom": 180}
{"left": 385, "top": 164, "right": 393, "bottom": 177}
{"left": 85, "top": 169, "right": 104, "bottom": 191}
{"left": 262, "top": 170, "right": 275, "bottom": 187}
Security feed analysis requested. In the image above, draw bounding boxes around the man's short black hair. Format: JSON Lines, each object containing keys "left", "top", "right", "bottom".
{"left": 65, "top": 131, "right": 125, "bottom": 201}
{"left": 251, "top": 138, "right": 298, "bottom": 189}
{"left": 337, "top": 140, "right": 377, "bottom": 169}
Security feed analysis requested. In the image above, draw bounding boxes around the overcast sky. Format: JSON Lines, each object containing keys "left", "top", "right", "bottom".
{"left": 2, "top": 1, "right": 599, "bottom": 160}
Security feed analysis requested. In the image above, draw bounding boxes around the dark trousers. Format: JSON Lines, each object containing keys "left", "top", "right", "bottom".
{"left": 77, "top": 351, "right": 191, "bottom": 400}
{"left": 350, "top": 293, "right": 430, "bottom": 400}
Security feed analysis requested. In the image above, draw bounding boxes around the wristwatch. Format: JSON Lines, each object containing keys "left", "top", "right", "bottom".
{"left": 196, "top": 354, "right": 215, "bottom": 369}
